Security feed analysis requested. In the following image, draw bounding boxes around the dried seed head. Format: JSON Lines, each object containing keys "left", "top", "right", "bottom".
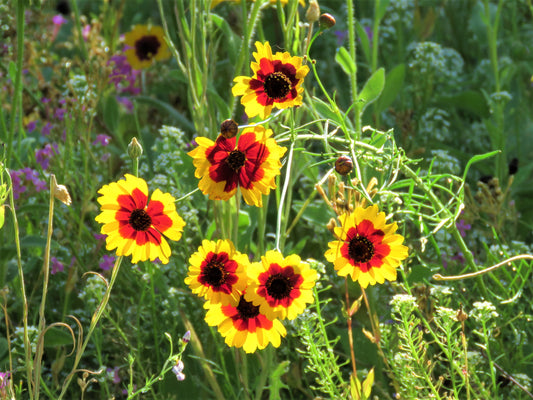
{"left": 220, "top": 119, "right": 238, "bottom": 139}
{"left": 335, "top": 156, "right": 353, "bottom": 176}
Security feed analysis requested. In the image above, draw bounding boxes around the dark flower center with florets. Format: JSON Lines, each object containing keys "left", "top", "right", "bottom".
{"left": 264, "top": 72, "right": 291, "bottom": 99}
{"left": 203, "top": 260, "right": 227, "bottom": 287}
{"left": 135, "top": 35, "right": 161, "bottom": 61}
{"left": 348, "top": 235, "right": 374, "bottom": 263}
{"left": 236, "top": 297, "right": 260, "bottom": 320}
{"left": 266, "top": 274, "right": 292, "bottom": 300}
{"left": 129, "top": 208, "right": 152, "bottom": 231}
{"left": 226, "top": 150, "right": 246, "bottom": 171}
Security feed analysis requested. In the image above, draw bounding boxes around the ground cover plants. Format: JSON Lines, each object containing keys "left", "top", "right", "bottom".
{"left": 1, "top": 0, "right": 533, "bottom": 398}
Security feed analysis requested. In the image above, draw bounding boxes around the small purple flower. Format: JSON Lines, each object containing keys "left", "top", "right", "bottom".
{"left": 9, "top": 170, "right": 26, "bottom": 199}
{"left": 82, "top": 24, "right": 91, "bottom": 41}
{"left": 50, "top": 257, "right": 65, "bottom": 274}
{"left": 0, "top": 371, "right": 10, "bottom": 389}
{"left": 456, "top": 219, "right": 472, "bottom": 238}
{"left": 54, "top": 108, "right": 67, "bottom": 121}
{"left": 52, "top": 14, "right": 67, "bottom": 26}
{"left": 334, "top": 30, "right": 348, "bottom": 47}
{"left": 99, "top": 254, "right": 115, "bottom": 271}
{"left": 33, "top": 178, "right": 47, "bottom": 192}
{"left": 41, "top": 97, "right": 51, "bottom": 104}
{"left": 35, "top": 143, "right": 58, "bottom": 170}
{"left": 116, "top": 96, "right": 134, "bottom": 113}
{"left": 94, "top": 233, "right": 107, "bottom": 241}
{"left": 107, "top": 367, "right": 121, "bottom": 384}
{"left": 92, "top": 134, "right": 111, "bottom": 147}
{"left": 100, "top": 153, "right": 111, "bottom": 162}
{"left": 182, "top": 330, "right": 191, "bottom": 343}
{"left": 27, "top": 120, "right": 37, "bottom": 133}
{"left": 172, "top": 360, "right": 185, "bottom": 381}
{"left": 42, "top": 122, "right": 53, "bottom": 136}
{"left": 108, "top": 55, "right": 140, "bottom": 96}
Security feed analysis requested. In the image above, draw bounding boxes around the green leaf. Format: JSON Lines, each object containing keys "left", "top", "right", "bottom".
{"left": 135, "top": 96, "right": 195, "bottom": 132}
{"left": 350, "top": 374, "right": 362, "bottom": 400}
{"left": 376, "top": 64, "right": 405, "bottom": 114}
{"left": 462, "top": 150, "right": 500, "bottom": 182}
{"left": 238, "top": 210, "right": 250, "bottom": 229}
{"left": 355, "top": 21, "right": 371, "bottom": 64}
{"left": 8, "top": 61, "right": 17, "bottom": 82}
{"left": 44, "top": 326, "right": 74, "bottom": 348}
{"left": 362, "top": 368, "right": 375, "bottom": 399}
{"left": 335, "top": 46, "right": 356, "bottom": 77}
{"left": 435, "top": 90, "right": 490, "bottom": 118}
{"left": 103, "top": 94, "right": 119, "bottom": 133}
{"left": 376, "top": 0, "right": 391, "bottom": 21}
{"left": 357, "top": 68, "right": 385, "bottom": 113}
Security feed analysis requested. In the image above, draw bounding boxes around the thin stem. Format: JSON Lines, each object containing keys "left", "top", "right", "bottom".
{"left": 6, "top": 170, "right": 34, "bottom": 398}
{"left": 344, "top": 280, "right": 358, "bottom": 383}
{"left": 275, "top": 139, "right": 294, "bottom": 252}
{"left": 58, "top": 256, "right": 124, "bottom": 399}
{"left": 33, "top": 175, "right": 58, "bottom": 399}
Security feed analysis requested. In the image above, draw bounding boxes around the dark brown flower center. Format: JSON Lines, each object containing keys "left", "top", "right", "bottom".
{"left": 348, "top": 236, "right": 374, "bottom": 263}
{"left": 203, "top": 260, "right": 227, "bottom": 287}
{"left": 135, "top": 35, "right": 161, "bottom": 61}
{"left": 236, "top": 297, "right": 260, "bottom": 320}
{"left": 264, "top": 71, "right": 291, "bottom": 99}
{"left": 226, "top": 150, "right": 246, "bottom": 171}
{"left": 266, "top": 274, "right": 292, "bottom": 300}
{"left": 129, "top": 209, "right": 152, "bottom": 231}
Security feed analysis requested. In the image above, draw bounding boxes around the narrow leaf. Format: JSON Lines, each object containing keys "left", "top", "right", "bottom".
{"left": 0, "top": 205, "right": 5, "bottom": 230}
{"left": 350, "top": 373, "right": 362, "bottom": 400}
{"left": 376, "top": 63, "right": 405, "bottom": 113}
{"left": 362, "top": 368, "right": 375, "bottom": 399}
{"left": 335, "top": 46, "right": 356, "bottom": 77}
{"left": 357, "top": 68, "right": 385, "bottom": 113}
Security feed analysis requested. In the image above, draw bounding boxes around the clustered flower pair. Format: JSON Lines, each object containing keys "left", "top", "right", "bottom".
{"left": 185, "top": 240, "right": 317, "bottom": 352}
{"left": 94, "top": 40, "right": 408, "bottom": 354}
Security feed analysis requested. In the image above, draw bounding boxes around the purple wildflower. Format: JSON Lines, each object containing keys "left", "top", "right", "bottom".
{"left": 9, "top": 170, "right": 26, "bottom": 199}
{"left": 334, "top": 30, "right": 348, "bottom": 47}
{"left": 54, "top": 108, "right": 67, "bottom": 121}
{"left": 108, "top": 55, "right": 140, "bottom": 96}
{"left": 116, "top": 96, "right": 134, "bottom": 113}
{"left": 35, "top": 143, "right": 58, "bottom": 170}
{"left": 42, "top": 122, "right": 53, "bottom": 136}
{"left": 107, "top": 367, "right": 121, "bottom": 384}
{"left": 182, "top": 330, "right": 191, "bottom": 343}
{"left": 456, "top": 219, "right": 471, "bottom": 238}
{"left": 92, "top": 134, "right": 111, "bottom": 147}
{"left": 94, "top": 233, "right": 107, "bottom": 241}
{"left": 50, "top": 257, "right": 65, "bottom": 274}
{"left": 172, "top": 360, "right": 185, "bottom": 381}
{"left": 27, "top": 120, "right": 37, "bottom": 133}
{"left": 99, "top": 254, "right": 115, "bottom": 271}
{"left": 0, "top": 371, "right": 10, "bottom": 390}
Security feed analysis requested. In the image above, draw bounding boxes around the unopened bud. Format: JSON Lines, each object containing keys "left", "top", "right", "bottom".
{"left": 182, "top": 330, "right": 191, "bottom": 343}
{"left": 306, "top": 0, "right": 320, "bottom": 23}
{"left": 220, "top": 119, "right": 238, "bottom": 139}
{"left": 128, "top": 137, "right": 143, "bottom": 160}
{"left": 319, "top": 13, "right": 336, "bottom": 30}
{"left": 335, "top": 156, "right": 353, "bottom": 176}
{"left": 51, "top": 174, "right": 72, "bottom": 206}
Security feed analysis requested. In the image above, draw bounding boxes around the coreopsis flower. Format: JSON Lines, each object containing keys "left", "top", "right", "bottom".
{"left": 185, "top": 239, "right": 249, "bottom": 306}
{"left": 324, "top": 204, "right": 408, "bottom": 288}
{"left": 188, "top": 125, "right": 286, "bottom": 207}
{"left": 204, "top": 292, "right": 286, "bottom": 353}
{"left": 245, "top": 250, "right": 317, "bottom": 320}
{"left": 95, "top": 174, "right": 185, "bottom": 264}
{"left": 232, "top": 41, "right": 309, "bottom": 119}
{"left": 124, "top": 25, "right": 170, "bottom": 70}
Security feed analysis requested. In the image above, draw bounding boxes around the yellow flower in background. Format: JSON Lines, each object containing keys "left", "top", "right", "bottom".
{"left": 95, "top": 174, "right": 185, "bottom": 264}
{"left": 324, "top": 204, "right": 408, "bottom": 288}
{"left": 245, "top": 250, "right": 317, "bottom": 320}
{"left": 232, "top": 41, "right": 309, "bottom": 119}
{"left": 211, "top": 0, "right": 305, "bottom": 9}
{"left": 187, "top": 125, "right": 286, "bottom": 207}
{"left": 185, "top": 239, "right": 249, "bottom": 306}
{"left": 204, "top": 291, "right": 286, "bottom": 353}
{"left": 124, "top": 25, "right": 170, "bottom": 70}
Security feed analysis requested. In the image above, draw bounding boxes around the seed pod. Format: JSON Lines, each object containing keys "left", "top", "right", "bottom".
{"left": 220, "top": 119, "right": 238, "bottom": 139}
{"left": 319, "top": 13, "right": 336, "bottom": 30}
{"left": 335, "top": 156, "right": 353, "bottom": 176}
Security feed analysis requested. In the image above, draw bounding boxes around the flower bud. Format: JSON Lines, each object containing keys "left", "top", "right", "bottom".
{"left": 182, "top": 330, "right": 191, "bottom": 343}
{"left": 128, "top": 137, "right": 143, "bottom": 160}
{"left": 220, "top": 119, "right": 238, "bottom": 139}
{"left": 319, "top": 13, "right": 336, "bottom": 30}
{"left": 335, "top": 156, "right": 353, "bottom": 176}
{"left": 306, "top": 0, "right": 320, "bottom": 24}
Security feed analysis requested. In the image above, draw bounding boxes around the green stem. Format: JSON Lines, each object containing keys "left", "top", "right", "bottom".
{"left": 7, "top": 1, "right": 25, "bottom": 168}
{"left": 33, "top": 175, "right": 58, "bottom": 399}
{"left": 58, "top": 256, "right": 124, "bottom": 399}
{"left": 346, "top": 0, "right": 361, "bottom": 139}
{"left": 6, "top": 170, "right": 34, "bottom": 398}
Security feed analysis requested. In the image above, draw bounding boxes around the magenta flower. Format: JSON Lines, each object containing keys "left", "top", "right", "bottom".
{"left": 35, "top": 143, "right": 58, "bottom": 170}
{"left": 50, "top": 257, "right": 65, "bottom": 274}
{"left": 92, "top": 134, "right": 111, "bottom": 147}
{"left": 42, "top": 122, "right": 53, "bottom": 136}
{"left": 99, "top": 254, "right": 115, "bottom": 271}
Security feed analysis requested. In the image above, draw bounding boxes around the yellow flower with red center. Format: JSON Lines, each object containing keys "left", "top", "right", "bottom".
{"left": 187, "top": 125, "right": 286, "bottom": 207}
{"left": 245, "top": 250, "right": 317, "bottom": 320}
{"left": 205, "top": 291, "right": 286, "bottom": 353}
{"left": 124, "top": 25, "right": 170, "bottom": 70}
{"left": 232, "top": 41, "right": 309, "bottom": 119}
{"left": 95, "top": 174, "right": 185, "bottom": 264}
{"left": 325, "top": 204, "right": 408, "bottom": 288}
{"left": 185, "top": 239, "right": 249, "bottom": 306}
